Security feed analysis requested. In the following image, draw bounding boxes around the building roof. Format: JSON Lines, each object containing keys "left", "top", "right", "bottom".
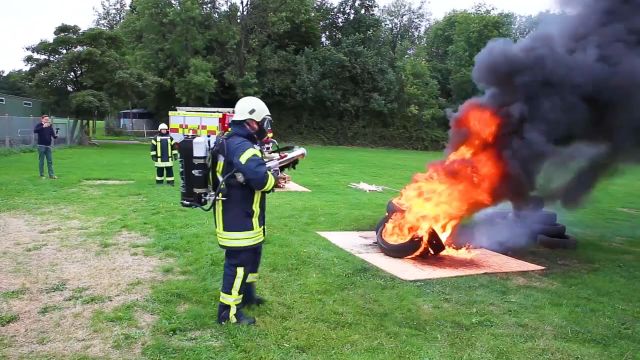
{"left": 0, "top": 92, "right": 42, "bottom": 102}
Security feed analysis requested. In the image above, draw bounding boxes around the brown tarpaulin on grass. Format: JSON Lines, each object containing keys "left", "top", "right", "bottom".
{"left": 317, "top": 231, "right": 545, "bottom": 281}
{"left": 276, "top": 181, "right": 311, "bottom": 192}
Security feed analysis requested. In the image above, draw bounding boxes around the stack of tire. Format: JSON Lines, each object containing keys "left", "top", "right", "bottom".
{"left": 522, "top": 210, "right": 577, "bottom": 249}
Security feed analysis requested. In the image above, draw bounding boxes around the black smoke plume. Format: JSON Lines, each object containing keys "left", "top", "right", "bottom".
{"left": 455, "top": 0, "right": 640, "bottom": 208}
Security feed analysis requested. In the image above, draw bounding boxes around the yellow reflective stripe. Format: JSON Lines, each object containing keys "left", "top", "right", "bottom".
{"left": 231, "top": 267, "right": 244, "bottom": 296}
{"left": 261, "top": 172, "right": 275, "bottom": 192}
{"left": 215, "top": 200, "right": 223, "bottom": 232}
{"left": 239, "top": 148, "right": 261, "bottom": 165}
{"left": 216, "top": 235, "right": 264, "bottom": 248}
{"left": 217, "top": 233, "right": 263, "bottom": 242}
{"left": 246, "top": 273, "right": 258, "bottom": 283}
{"left": 217, "top": 227, "right": 264, "bottom": 239}
{"left": 155, "top": 176, "right": 164, "bottom": 180}
{"left": 229, "top": 267, "right": 245, "bottom": 323}
{"left": 155, "top": 161, "right": 173, "bottom": 167}
{"left": 156, "top": 138, "right": 161, "bottom": 159}
{"left": 214, "top": 156, "right": 224, "bottom": 231}
{"left": 252, "top": 192, "right": 260, "bottom": 229}
{"left": 220, "top": 292, "right": 242, "bottom": 305}
{"left": 166, "top": 177, "right": 175, "bottom": 181}
{"left": 216, "top": 159, "right": 224, "bottom": 175}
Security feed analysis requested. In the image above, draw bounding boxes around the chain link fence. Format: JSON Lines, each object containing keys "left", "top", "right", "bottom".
{"left": 0, "top": 116, "right": 76, "bottom": 148}
{"left": 1, "top": 116, "right": 159, "bottom": 148}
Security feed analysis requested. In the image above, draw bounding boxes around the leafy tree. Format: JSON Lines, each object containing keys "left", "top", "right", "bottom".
{"left": 25, "top": 25, "right": 125, "bottom": 113}
{"left": 175, "top": 57, "right": 217, "bottom": 105}
{"left": 380, "top": 0, "right": 430, "bottom": 56}
{"left": 395, "top": 54, "right": 446, "bottom": 149}
{"left": 423, "top": 5, "right": 513, "bottom": 104}
{"left": 0, "top": 70, "right": 34, "bottom": 98}
{"left": 70, "top": 90, "right": 110, "bottom": 144}
{"left": 510, "top": 11, "right": 566, "bottom": 40}
{"left": 24, "top": 24, "right": 129, "bottom": 142}
{"left": 94, "top": 0, "right": 129, "bottom": 30}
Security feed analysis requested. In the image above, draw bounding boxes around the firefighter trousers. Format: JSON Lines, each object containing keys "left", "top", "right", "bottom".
{"left": 156, "top": 166, "right": 174, "bottom": 184}
{"left": 217, "top": 245, "right": 262, "bottom": 323}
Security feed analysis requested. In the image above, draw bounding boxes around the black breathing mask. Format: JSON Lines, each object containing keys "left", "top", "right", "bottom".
{"left": 255, "top": 116, "right": 272, "bottom": 142}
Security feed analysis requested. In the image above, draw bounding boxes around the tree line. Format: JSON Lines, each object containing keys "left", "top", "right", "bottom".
{"left": 0, "top": 0, "right": 552, "bottom": 149}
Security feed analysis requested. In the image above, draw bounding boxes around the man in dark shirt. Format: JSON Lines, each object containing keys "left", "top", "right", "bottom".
{"left": 33, "top": 115, "right": 58, "bottom": 179}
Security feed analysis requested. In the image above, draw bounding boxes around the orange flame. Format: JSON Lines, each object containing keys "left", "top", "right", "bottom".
{"left": 382, "top": 102, "right": 506, "bottom": 252}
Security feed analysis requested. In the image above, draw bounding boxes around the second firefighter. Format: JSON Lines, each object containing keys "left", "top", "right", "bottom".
{"left": 150, "top": 123, "right": 179, "bottom": 185}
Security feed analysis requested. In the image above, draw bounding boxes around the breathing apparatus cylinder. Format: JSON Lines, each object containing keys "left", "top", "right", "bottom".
{"left": 178, "top": 135, "right": 210, "bottom": 207}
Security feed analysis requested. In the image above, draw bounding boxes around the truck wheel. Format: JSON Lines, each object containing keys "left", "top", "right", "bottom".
{"left": 376, "top": 221, "right": 422, "bottom": 258}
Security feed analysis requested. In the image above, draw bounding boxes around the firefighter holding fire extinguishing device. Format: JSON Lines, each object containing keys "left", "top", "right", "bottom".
{"left": 215, "top": 96, "right": 285, "bottom": 325}
{"left": 150, "top": 123, "right": 179, "bottom": 185}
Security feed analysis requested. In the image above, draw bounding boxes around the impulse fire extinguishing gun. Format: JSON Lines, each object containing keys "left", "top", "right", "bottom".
{"left": 177, "top": 134, "right": 307, "bottom": 210}
{"left": 265, "top": 147, "right": 306, "bottom": 178}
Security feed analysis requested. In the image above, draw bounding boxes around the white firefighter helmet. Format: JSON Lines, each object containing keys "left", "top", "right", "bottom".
{"left": 158, "top": 123, "right": 168, "bottom": 131}
{"left": 231, "top": 96, "right": 270, "bottom": 122}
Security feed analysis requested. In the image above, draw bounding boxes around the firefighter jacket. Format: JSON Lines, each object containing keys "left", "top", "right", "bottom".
{"left": 214, "top": 123, "right": 276, "bottom": 249}
{"left": 150, "top": 133, "right": 179, "bottom": 167}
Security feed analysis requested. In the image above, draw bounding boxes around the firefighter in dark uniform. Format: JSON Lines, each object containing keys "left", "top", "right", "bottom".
{"left": 216, "top": 96, "right": 281, "bottom": 325}
{"left": 150, "top": 123, "right": 179, "bottom": 185}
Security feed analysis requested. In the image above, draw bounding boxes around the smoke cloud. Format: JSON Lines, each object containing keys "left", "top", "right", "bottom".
{"left": 457, "top": 0, "right": 640, "bottom": 208}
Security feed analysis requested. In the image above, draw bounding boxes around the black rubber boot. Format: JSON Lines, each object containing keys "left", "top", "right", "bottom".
{"left": 217, "top": 304, "right": 256, "bottom": 325}
{"left": 241, "top": 284, "right": 265, "bottom": 307}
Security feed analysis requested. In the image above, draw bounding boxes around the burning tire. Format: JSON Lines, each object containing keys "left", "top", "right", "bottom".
{"left": 537, "top": 234, "right": 577, "bottom": 249}
{"left": 375, "top": 200, "right": 403, "bottom": 234}
{"left": 386, "top": 200, "right": 402, "bottom": 215}
{"left": 375, "top": 215, "right": 389, "bottom": 234}
{"left": 375, "top": 220, "right": 422, "bottom": 258}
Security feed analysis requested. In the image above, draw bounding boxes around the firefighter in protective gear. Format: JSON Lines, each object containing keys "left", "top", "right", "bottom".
{"left": 150, "top": 123, "right": 179, "bottom": 185}
{"left": 216, "top": 96, "right": 279, "bottom": 325}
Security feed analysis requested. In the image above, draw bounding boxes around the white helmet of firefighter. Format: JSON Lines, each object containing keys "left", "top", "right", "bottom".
{"left": 158, "top": 123, "right": 168, "bottom": 131}
{"left": 231, "top": 96, "right": 270, "bottom": 122}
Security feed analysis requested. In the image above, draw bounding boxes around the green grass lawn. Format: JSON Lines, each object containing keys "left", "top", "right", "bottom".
{"left": 0, "top": 144, "right": 638, "bottom": 359}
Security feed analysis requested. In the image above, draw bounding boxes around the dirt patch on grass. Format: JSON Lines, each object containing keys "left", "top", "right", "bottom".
{"left": 0, "top": 214, "right": 167, "bottom": 359}
{"left": 81, "top": 180, "right": 134, "bottom": 185}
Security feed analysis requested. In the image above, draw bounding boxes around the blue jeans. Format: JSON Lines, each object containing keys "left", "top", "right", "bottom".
{"left": 37, "top": 145, "right": 54, "bottom": 177}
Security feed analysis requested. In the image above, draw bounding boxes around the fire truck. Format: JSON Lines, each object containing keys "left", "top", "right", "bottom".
{"left": 168, "top": 107, "right": 233, "bottom": 138}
